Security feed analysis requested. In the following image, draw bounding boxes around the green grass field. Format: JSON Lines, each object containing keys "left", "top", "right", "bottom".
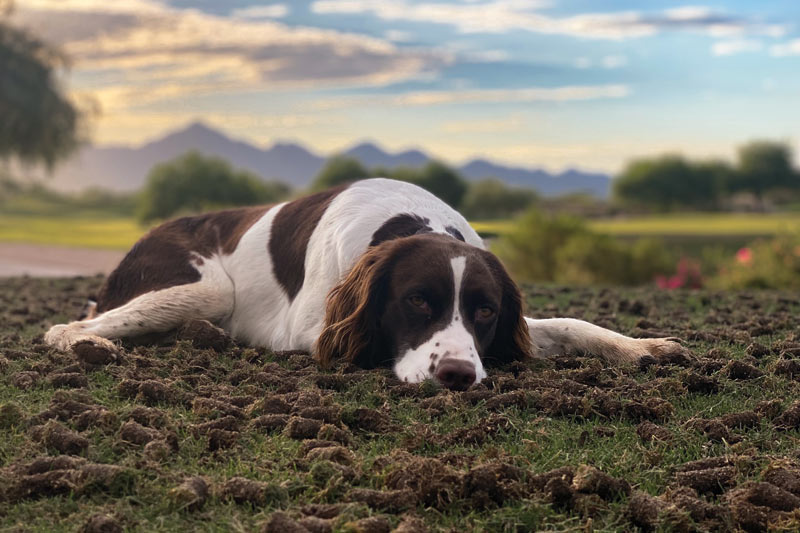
{"left": 0, "top": 216, "right": 145, "bottom": 250}
{"left": 472, "top": 212, "right": 800, "bottom": 238}
{"left": 1, "top": 212, "right": 799, "bottom": 252}
{"left": 2, "top": 278, "right": 799, "bottom": 531}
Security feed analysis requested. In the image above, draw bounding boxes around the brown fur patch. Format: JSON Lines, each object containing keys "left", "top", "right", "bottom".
{"left": 268, "top": 186, "right": 346, "bottom": 301}
{"left": 369, "top": 213, "right": 432, "bottom": 247}
{"left": 96, "top": 206, "right": 268, "bottom": 313}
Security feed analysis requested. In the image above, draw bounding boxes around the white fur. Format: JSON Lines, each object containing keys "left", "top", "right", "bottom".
{"left": 45, "top": 177, "right": 685, "bottom": 379}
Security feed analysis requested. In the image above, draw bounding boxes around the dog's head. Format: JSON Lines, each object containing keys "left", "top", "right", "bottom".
{"left": 315, "top": 233, "right": 530, "bottom": 389}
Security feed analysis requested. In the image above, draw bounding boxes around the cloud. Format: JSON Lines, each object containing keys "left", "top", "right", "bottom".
{"left": 312, "top": 1, "right": 787, "bottom": 40}
{"left": 11, "top": 0, "right": 447, "bottom": 109}
{"left": 312, "top": 84, "right": 630, "bottom": 110}
{"left": 711, "top": 39, "right": 763, "bottom": 56}
{"left": 231, "top": 4, "right": 290, "bottom": 19}
{"left": 770, "top": 39, "right": 800, "bottom": 57}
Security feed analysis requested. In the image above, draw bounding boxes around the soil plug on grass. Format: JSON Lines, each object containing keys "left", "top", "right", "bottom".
{"left": 261, "top": 511, "right": 310, "bottom": 533}
{"left": 342, "top": 516, "right": 391, "bottom": 533}
{"left": 73, "top": 339, "right": 118, "bottom": 365}
{"left": 220, "top": 477, "right": 288, "bottom": 507}
{"left": 170, "top": 476, "right": 209, "bottom": 511}
{"left": 35, "top": 420, "right": 89, "bottom": 455}
{"left": 571, "top": 464, "right": 630, "bottom": 500}
{"left": 81, "top": 513, "right": 122, "bottom": 533}
{"left": 177, "top": 319, "right": 231, "bottom": 352}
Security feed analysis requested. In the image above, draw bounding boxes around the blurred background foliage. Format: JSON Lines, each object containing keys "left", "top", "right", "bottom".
{"left": 1, "top": 2, "right": 799, "bottom": 290}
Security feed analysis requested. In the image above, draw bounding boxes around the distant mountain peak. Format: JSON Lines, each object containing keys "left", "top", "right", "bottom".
{"left": 45, "top": 123, "right": 610, "bottom": 197}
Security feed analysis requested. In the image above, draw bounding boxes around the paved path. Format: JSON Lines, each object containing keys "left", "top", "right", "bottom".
{"left": 0, "top": 243, "right": 124, "bottom": 277}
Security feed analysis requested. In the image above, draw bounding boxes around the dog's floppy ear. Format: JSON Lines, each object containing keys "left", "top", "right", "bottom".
{"left": 315, "top": 245, "right": 392, "bottom": 368}
{"left": 482, "top": 253, "right": 532, "bottom": 367}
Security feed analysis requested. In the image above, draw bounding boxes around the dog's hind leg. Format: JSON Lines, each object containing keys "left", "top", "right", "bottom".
{"left": 45, "top": 260, "right": 234, "bottom": 357}
{"left": 525, "top": 317, "right": 690, "bottom": 365}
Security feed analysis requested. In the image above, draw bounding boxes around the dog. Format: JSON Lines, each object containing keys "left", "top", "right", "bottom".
{"left": 45, "top": 178, "right": 686, "bottom": 389}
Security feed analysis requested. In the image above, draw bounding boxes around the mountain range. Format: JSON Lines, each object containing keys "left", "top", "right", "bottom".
{"left": 42, "top": 122, "right": 610, "bottom": 197}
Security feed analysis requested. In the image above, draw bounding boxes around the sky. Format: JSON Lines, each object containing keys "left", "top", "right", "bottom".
{"left": 11, "top": 0, "right": 800, "bottom": 173}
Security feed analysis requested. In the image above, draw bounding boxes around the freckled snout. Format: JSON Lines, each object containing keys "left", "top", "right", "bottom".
{"left": 435, "top": 359, "right": 476, "bottom": 391}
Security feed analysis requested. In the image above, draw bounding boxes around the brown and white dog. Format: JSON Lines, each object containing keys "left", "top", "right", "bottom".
{"left": 45, "top": 178, "right": 686, "bottom": 390}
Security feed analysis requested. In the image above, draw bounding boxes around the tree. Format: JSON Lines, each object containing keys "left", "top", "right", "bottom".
{"left": 137, "top": 151, "right": 290, "bottom": 222}
{"left": 733, "top": 141, "right": 797, "bottom": 198}
{"left": 409, "top": 161, "right": 468, "bottom": 208}
{"left": 381, "top": 161, "right": 468, "bottom": 208}
{"left": 311, "top": 155, "right": 369, "bottom": 191}
{"left": 613, "top": 155, "right": 724, "bottom": 210}
{"left": 459, "top": 178, "right": 538, "bottom": 220}
{"left": 0, "top": 5, "right": 85, "bottom": 168}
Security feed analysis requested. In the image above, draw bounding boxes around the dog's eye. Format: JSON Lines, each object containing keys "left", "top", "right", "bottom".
{"left": 476, "top": 306, "right": 495, "bottom": 320}
{"left": 408, "top": 295, "right": 427, "bottom": 308}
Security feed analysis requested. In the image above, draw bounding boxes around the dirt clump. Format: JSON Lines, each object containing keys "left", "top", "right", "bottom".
{"left": 251, "top": 414, "right": 289, "bottom": 432}
{"left": 32, "top": 420, "right": 89, "bottom": 455}
{"left": 623, "top": 397, "right": 674, "bottom": 422}
{"left": 118, "top": 420, "right": 162, "bottom": 445}
{"left": 636, "top": 421, "right": 672, "bottom": 443}
{"left": 725, "top": 360, "right": 764, "bottom": 380}
{"left": 284, "top": 416, "right": 324, "bottom": 439}
{"left": 192, "top": 397, "right": 244, "bottom": 419}
{"left": 306, "top": 445, "right": 355, "bottom": 466}
{"left": 391, "top": 515, "right": 428, "bottom": 533}
{"left": 118, "top": 379, "right": 183, "bottom": 405}
{"left": 12, "top": 370, "right": 40, "bottom": 389}
{"left": 681, "top": 371, "right": 719, "bottom": 394}
{"left": 219, "top": 476, "right": 288, "bottom": 506}
{"left": 774, "top": 401, "right": 800, "bottom": 429}
{"left": 207, "top": 428, "right": 239, "bottom": 451}
{"left": 342, "top": 516, "right": 391, "bottom": 533}
{"left": 674, "top": 465, "right": 736, "bottom": 494}
{"left": 169, "top": 476, "right": 209, "bottom": 510}
{"left": 192, "top": 415, "right": 241, "bottom": 435}
{"left": 571, "top": 464, "right": 630, "bottom": 500}
{"left": 345, "top": 408, "right": 392, "bottom": 433}
{"left": 48, "top": 372, "right": 88, "bottom": 388}
{"left": 177, "top": 319, "right": 231, "bottom": 351}
{"left": 2, "top": 456, "right": 130, "bottom": 502}
{"left": 727, "top": 482, "right": 800, "bottom": 532}
{"left": 719, "top": 410, "right": 760, "bottom": 429}
{"left": 347, "top": 488, "right": 416, "bottom": 512}
{"left": 317, "top": 423, "right": 353, "bottom": 445}
{"left": 81, "top": 513, "right": 122, "bottom": 533}
{"left": 261, "top": 511, "right": 310, "bottom": 533}
{"left": 461, "top": 462, "right": 525, "bottom": 508}
{"left": 685, "top": 418, "right": 740, "bottom": 443}
{"left": 383, "top": 454, "right": 462, "bottom": 509}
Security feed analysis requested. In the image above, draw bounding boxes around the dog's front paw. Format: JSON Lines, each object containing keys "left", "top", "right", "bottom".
{"left": 638, "top": 337, "right": 694, "bottom": 366}
{"left": 44, "top": 324, "right": 72, "bottom": 351}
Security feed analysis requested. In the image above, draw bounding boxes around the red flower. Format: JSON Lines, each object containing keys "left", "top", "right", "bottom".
{"left": 736, "top": 247, "right": 752, "bottom": 265}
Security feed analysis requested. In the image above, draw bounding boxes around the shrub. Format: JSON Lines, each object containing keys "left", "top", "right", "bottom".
{"left": 460, "top": 179, "right": 538, "bottom": 220}
{"left": 711, "top": 234, "right": 800, "bottom": 289}
{"left": 494, "top": 208, "right": 672, "bottom": 286}
{"left": 137, "top": 151, "right": 290, "bottom": 223}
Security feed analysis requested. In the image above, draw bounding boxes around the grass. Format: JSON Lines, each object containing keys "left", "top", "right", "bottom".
{"left": 1, "top": 277, "right": 800, "bottom": 531}
{"left": 1, "top": 212, "right": 798, "bottom": 251}
{"left": 472, "top": 212, "right": 800, "bottom": 238}
{"left": 0, "top": 215, "right": 145, "bottom": 250}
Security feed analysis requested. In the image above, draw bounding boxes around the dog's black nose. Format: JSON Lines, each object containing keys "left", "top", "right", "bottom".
{"left": 435, "top": 359, "right": 476, "bottom": 391}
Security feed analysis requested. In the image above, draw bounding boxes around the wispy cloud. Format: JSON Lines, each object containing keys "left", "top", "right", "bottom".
{"left": 441, "top": 115, "right": 524, "bottom": 134}
{"left": 312, "top": 1, "right": 787, "bottom": 40}
{"left": 12, "top": 0, "right": 447, "bottom": 110}
{"left": 770, "top": 39, "right": 800, "bottom": 57}
{"left": 231, "top": 4, "right": 290, "bottom": 19}
{"left": 711, "top": 39, "right": 763, "bottom": 56}
{"left": 312, "top": 84, "right": 630, "bottom": 110}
